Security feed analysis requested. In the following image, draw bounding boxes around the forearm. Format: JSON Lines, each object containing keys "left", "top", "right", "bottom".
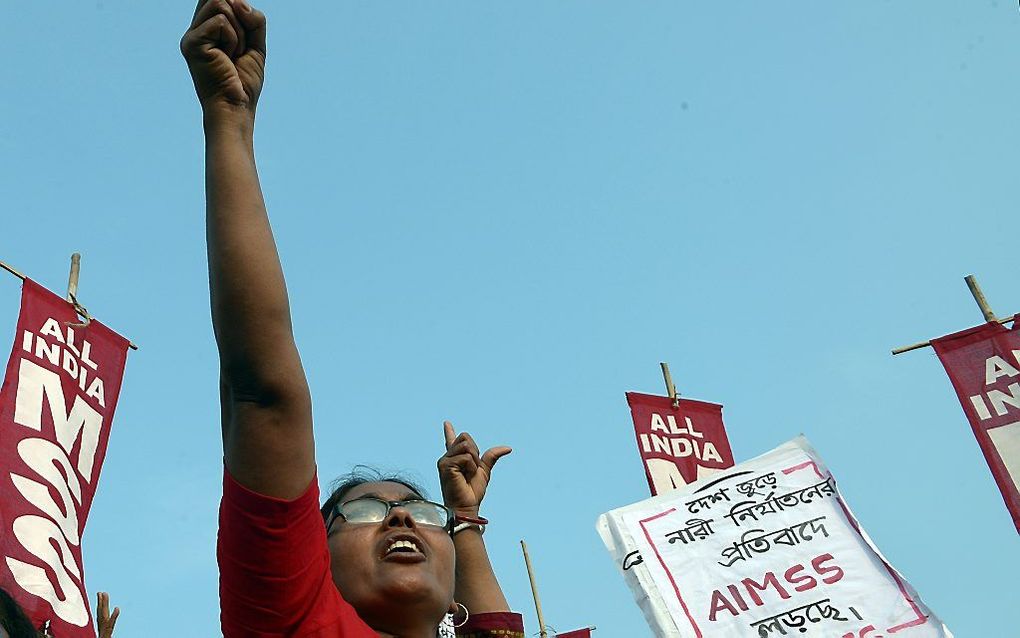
{"left": 453, "top": 530, "right": 510, "bottom": 614}
{"left": 204, "top": 111, "right": 306, "bottom": 399}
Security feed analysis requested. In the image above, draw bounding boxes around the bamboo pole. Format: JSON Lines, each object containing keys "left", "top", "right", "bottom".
{"left": 0, "top": 255, "right": 139, "bottom": 351}
{"left": 0, "top": 259, "right": 26, "bottom": 280}
{"left": 892, "top": 275, "right": 1013, "bottom": 355}
{"left": 67, "top": 253, "right": 81, "bottom": 302}
{"left": 965, "top": 274, "right": 997, "bottom": 323}
{"left": 520, "top": 540, "right": 549, "bottom": 638}
{"left": 660, "top": 362, "right": 679, "bottom": 408}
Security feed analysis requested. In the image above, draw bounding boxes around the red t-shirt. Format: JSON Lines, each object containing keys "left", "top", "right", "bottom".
{"left": 218, "top": 470, "right": 525, "bottom": 638}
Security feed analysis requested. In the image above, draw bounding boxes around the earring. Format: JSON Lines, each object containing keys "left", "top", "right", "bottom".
{"left": 452, "top": 602, "right": 470, "bottom": 628}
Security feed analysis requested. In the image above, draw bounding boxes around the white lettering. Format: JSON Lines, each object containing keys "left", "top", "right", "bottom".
{"left": 648, "top": 433, "right": 670, "bottom": 454}
{"left": 65, "top": 327, "right": 81, "bottom": 357}
{"left": 38, "top": 318, "right": 65, "bottom": 343}
{"left": 5, "top": 516, "right": 88, "bottom": 627}
{"left": 672, "top": 437, "right": 694, "bottom": 457}
{"left": 14, "top": 359, "right": 103, "bottom": 482}
{"left": 62, "top": 350, "right": 79, "bottom": 379}
{"left": 81, "top": 340, "right": 98, "bottom": 371}
{"left": 702, "top": 441, "right": 723, "bottom": 463}
{"left": 650, "top": 413, "right": 668, "bottom": 434}
{"left": 645, "top": 459, "right": 721, "bottom": 494}
{"left": 646, "top": 458, "right": 689, "bottom": 493}
{"left": 988, "top": 383, "right": 1020, "bottom": 417}
{"left": 986, "top": 356, "right": 1020, "bottom": 386}
{"left": 85, "top": 377, "right": 106, "bottom": 409}
{"left": 970, "top": 395, "right": 993, "bottom": 421}
{"left": 34, "top": 336, "right": 59, "bottom": 366}
{"left": 11, "top": 438, "right": 83, "bottom": 544}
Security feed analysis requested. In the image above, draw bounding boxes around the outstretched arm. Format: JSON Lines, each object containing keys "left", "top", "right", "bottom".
{"left": 438, "top": 422, "right": 513, "bottom": 613}
{"left": 182, "top": 0, "right": 313, "bottom": 499}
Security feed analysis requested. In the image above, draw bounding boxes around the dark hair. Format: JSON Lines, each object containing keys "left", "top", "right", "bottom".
{"left": 320, "top": 465, "right": 428, "bottom": 527}
{"left": 0, "top": 587, "right": 40, "bottom": 638}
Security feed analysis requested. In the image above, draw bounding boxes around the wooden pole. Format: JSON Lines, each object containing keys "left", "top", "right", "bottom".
{"left": 660, "top": 362, "right": 679, "bottom": 408}
{"left": 965, "top": 274, "right": 997, "bottom": 323}
{"left": 892, "top": 275, "right": 1013, "bottom": 355}
{"left": 67, "top": 253, "right": 81, "bottom": 302}
{"left": 0, "top": 259, "right": 26, "bottom": 281}
{"left": 0, "top": 255, "right": 139, "bottom": 351}
{"left": 520, "top": 540, "right": 549, "bottom": 638}
{"left": 892, "top": 315, "right": 1016, "bottom": 355}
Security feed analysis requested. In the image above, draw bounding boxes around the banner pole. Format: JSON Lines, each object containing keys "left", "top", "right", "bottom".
{"left": 660, "top": 362, "right": 679, "bottom": 408}
{"left": 0, "top": 255, "right": 139, "bottom": 351}
{"left": 67, "top": 253, "right": 81, "bottom": 303}
{"left": 965, "top": 274, "right": 997, "bottom": 323}
{"left": 892, "top": 275, "right": 1014, "bottom": 355}
{"left": 520, "top": 540, "right": 549, "bottom": 638}
{"left": 0, "top": 259, "right": 26, "bottom": 281}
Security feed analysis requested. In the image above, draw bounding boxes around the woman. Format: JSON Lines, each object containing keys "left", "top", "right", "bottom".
{"left": 180, "top": 2, "right": 525, "bottom": 636}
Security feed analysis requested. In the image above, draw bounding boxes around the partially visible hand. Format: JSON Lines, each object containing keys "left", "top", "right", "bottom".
{"left": 96, "top": 592, "right": 120, "bottom": 638}
{"left": 438, "top": 421, "right": 511, "bottom": 518}
{"left": 181, "top": 0, "right": 267, "bottom": 115}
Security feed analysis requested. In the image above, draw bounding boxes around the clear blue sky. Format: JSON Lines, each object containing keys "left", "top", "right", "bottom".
{"left": 1, "top": 1, "right": 1018, "bottom": 636}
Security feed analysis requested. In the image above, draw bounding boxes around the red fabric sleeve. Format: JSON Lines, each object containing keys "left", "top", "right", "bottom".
{"left": 456, "top": 611, "right": 525, "bottom": 638}
{"left": 218, "top": 469, "right": 376, "bottom": 638}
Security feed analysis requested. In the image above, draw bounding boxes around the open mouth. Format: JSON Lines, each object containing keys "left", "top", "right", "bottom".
{"left": 383, "top": 536, "right": 425, "bottom": 559}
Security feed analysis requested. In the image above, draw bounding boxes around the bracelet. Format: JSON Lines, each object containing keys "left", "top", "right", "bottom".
{"left": 454, "top": 514, "right": 489, "bottom": 526}
{"left": 453, "top": 521, "right": 485, "bottom": 536}
{"left": 452, "top": 513, "right": 487, "bottom": 535}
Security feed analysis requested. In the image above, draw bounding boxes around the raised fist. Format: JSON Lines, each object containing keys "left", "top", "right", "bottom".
{"left": 181, "top": 0, "right": 266, "bottom": 115}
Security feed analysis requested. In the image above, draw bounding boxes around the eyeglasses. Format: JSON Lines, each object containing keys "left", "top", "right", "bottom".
{"left": 327, "top": 497, "right": 455, "bottom": 532}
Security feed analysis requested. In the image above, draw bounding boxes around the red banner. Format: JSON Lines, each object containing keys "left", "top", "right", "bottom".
{"left": 626, "top": 392, "right": 735, "bottom": 496}
{"left": 555, "top": 630, "right": 592, "bottom": 638}
{"left": 0, "top": 280, "right": 130, "bottom": 637}
{"left": 932, "top": 317, "right": 1020, "bottom": 534}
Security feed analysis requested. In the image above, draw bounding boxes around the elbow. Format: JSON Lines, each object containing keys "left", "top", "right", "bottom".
{"left": 220, "top": 361, "right": 310, "bottom": 411}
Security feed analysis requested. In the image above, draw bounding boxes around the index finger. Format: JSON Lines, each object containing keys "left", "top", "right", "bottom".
{"left": 192, "top": 0, "right": 212, "bottom": 24}
{"left": 443, "top": 420, "right": 456, "bottom": 450}
{"left": 192, "top": 0, "right": 223, "bottom": 23}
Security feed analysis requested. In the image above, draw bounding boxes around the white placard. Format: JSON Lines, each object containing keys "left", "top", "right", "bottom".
{"left": 597, "top": 437, "right": 952, "bottom": 637}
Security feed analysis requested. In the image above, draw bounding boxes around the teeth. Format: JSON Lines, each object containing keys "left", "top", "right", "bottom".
{"left": 386, "top": 539, "right": 422, "bottom": 555}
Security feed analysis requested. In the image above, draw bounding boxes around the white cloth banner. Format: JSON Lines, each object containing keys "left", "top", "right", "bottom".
{"left": 597, "top": 437, "right": 952, "bottom": 637}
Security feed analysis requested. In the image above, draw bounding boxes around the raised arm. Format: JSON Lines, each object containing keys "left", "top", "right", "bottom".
{"left": 181, "top": 0, "right": 313, "bottom": 499}
{"left": 438, "top": 422, "right": 513, "bottom": 614}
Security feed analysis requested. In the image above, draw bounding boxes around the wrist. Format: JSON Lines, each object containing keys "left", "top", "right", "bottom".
{"left": 202, "top": 104, "right": 256, "bottom": 138}
{"left": 450, "top": 505, "right": 480, "bottom": 519}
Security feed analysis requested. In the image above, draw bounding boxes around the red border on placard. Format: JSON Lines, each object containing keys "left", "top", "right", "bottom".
{"left": 778, "top": 462, "right": 928, "bottom": 633}
{"left": 637, "top": 463, "right": 931, "bottom": 635}
{"left": 637, "top": 508, "right": 703, "bottom": 638}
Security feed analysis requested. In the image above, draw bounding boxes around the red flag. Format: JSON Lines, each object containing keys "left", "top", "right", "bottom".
{"left": 555, "top": 630, "right": 592, "bottom": 638}
{"left": 0, "top": 280, "right": 130, "bottom": 637}
{"left": 932, "top": 317, "right": 1020, "bottom": 533}
{"left": 626, "top": 392, "right": 735, "bottom": 496}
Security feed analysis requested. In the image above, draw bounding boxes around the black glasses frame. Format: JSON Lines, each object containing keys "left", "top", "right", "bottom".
{"left": 326, "top": 496, "right": 455, "bottom": 533}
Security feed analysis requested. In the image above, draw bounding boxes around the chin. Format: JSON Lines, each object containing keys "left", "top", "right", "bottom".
{"left": 351, "top": 577, "right": 453, "bottom": 631}
{"left": 379, "top": 574, "right": 448, "bottom": 603}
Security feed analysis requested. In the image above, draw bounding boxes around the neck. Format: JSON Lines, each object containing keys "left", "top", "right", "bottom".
{"left": 374, "top": 625, "right": 437, "bottom": 638}
{"left": 367, "top": 609, "right": 442, "bottom": 638}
